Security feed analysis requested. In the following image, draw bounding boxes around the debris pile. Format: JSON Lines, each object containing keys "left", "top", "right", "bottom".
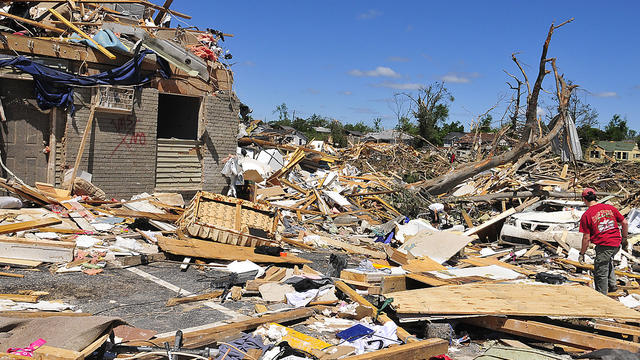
{"left": 0, "top": 3, "right": 639, "bottom": 360}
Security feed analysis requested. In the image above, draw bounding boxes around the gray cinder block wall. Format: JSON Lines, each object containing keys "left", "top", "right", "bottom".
{"left": 201, "top": 91, "right": 239, "bottom": 194}
{"left": 63, "top": 87, "right": 158, "bottom": 199}
{"left": 63, "top": 87, "right": 239, "bottom": 198}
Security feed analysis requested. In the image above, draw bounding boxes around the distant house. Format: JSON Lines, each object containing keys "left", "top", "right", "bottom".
{"left": 312, "top": 126, "right": 331, "bottom": 134}
{"left": 443, "top": 132, "right": 465, "bottom": 147}
{"left": 276, "top": 125, "right": 308, "bottom": 146}
{"left": 345, "top": 130, "right": 364, "bottom": 144}
{"left": 363, "top": 129, "right": 415, "bottom": 144}
{"left": 455, "top": 132, "right": 508, "bottom": 150}
{"left": 586, "top": 140, "right": 640, "bottom": 162}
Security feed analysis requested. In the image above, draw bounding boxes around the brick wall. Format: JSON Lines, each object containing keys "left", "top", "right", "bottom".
{"left": 201, "top": 91, "right": 239, "bottom": 193}
{"left": 63, "top": 87, "right": 158, "bottom": 199}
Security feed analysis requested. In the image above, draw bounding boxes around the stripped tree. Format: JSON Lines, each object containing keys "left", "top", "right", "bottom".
{"left": 419, "top": 18, "right": 576, "bottom": 195}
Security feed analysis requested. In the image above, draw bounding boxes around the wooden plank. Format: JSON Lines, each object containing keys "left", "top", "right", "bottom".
{"left": 132, "top": 307, "right": 317, "bottom": 349}
{"left": 343, "top": 339, "right": 447, "bottom": 360}
{"left": 0, "top": 294, "right": 39, "bottom": 303}
{"left": 166, "top": 290, "right": 224, "bottom": 306}
{"left": 461, "top": 208, "right": 474, "bottom": 228}
{"left": 461, "top": 256, "right": 535, "bottom": 276}
{"left": 157, "top": 236, "right": 310, "bottom": 264}
{"left": 0, "top": 271, "right": 24, "bottom": 278}
{"left": 0, "top": 257, "right": 42, "bottom": 268}
{"left": 335, "top": 281, "right": 416, "bottom": 343}
{"left": 464, "top": 316, "right": 640, "bottom": 352}
{"left": 111, "top": 209, "right": 179, "bottom": 222}
{"left": 391, "top": 283, "right": 640, "bottom": 320}
{"left": 0, "top": 11, "right": 65, "bottom": 34}
{"left": 464, "top": 208, "right": 516, "bottom": 236}
{"left": 0, "top": 217, "right": 62, "bottom": 234}
{"left": 556, "top": 258, "right": 640, "bottom": 279}
{"left": 154, "top": 0, "right": 174, "bottom": 24}
{"left": 405, "top": 273, "right": 450, "bottom": 287}
{"left": 402, "top": 257, "right": 447, "bottom": 273}
{"left": 0, "top": 236, "right": 75, "bottom": 263}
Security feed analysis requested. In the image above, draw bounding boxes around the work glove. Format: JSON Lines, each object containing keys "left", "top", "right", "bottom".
{"left": 578, "top": 253, "right": 585, "bottom": 265}
{"left": 622, "top": 237, "right": 629, "bottom": 250}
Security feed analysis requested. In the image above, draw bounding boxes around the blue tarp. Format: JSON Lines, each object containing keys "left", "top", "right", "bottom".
{"left": 69, "top": 29, "right": 130, "bottom": 53}
{"left": 0, "top": 49, "right": 171, "bottom": 114}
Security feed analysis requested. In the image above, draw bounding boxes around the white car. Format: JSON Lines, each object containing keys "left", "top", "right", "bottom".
{"left": 499, "top": 200, "right": 587, "bottom": 249}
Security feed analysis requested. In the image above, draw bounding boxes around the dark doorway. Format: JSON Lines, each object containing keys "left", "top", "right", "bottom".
{"left": 157, "top": 93, "right": 200, "bottom": 139}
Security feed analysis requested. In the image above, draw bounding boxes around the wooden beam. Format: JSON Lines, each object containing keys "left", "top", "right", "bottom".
{"left": 157, "top": 236, "right": 311, "bottom": 265}
{"left": 166, "top": 290, "right": 224, "bottom": 306}
{"left": 342, "top": 338, "right": 447, "bottom": 360}
{"left": 49, "top": 8, "right": 116, "bottom": 60}
{"left": 67, "top": 97, "right": 97, "bottom": 193}
{"left": 0, "top": 272, "right": 24, "bottom": 278}
{"left": 0, "top": 294, "right": 39, "bottom": 303}
{"left": 0, "top": 11, "right": 65, "bottom": 34}
{"left": 335, "top": 280, "right": 417, "bottom": 343}
{"left": 464, "top": 316, "right": 640, "bottom": 352}
{"left": 0, "top": 217, "right": 62, "bottom": 234}
{"left": 132, "top": 307, "right": 316, "bottom": 348}
{"left": 153, "top": 0, "right": 173, "bottom": 24}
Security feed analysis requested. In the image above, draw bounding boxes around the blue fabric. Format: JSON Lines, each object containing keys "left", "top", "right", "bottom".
{"left": 0, "top": 50, "right": 171, "bottom": 113}
{"left": 69, "top": 29, "right": 129, "bottom": 53}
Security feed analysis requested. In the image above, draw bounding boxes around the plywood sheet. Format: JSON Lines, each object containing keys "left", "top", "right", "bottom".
{"left": 391, "top": 283, "right": 640, "bottom": 320}
{"left": 398, "top": 231, "right": 472, "bottom": 264}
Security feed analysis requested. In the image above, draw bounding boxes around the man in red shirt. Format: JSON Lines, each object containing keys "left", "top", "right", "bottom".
{"left": 578, "top": 187, "right": 629, "bottom": 294}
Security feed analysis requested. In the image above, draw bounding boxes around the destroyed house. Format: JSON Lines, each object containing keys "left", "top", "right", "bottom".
{"left": 0, "top": 1, "right": 239, "bottom": 199}
{"left": 586, "top": 140, "right": 640, "bottom": 162}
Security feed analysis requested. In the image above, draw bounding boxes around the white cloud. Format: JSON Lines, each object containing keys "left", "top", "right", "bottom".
{"left": 373, "top": 82, "right": 422, "bottom": 90}
{"left": 592, "top": 91, "right": 617, "bottom": 98}
{"left": 243, "top": 60, "right": 255, "bottom": 67}
{"left": 439, "top": 72, "right": 480, "bottom": 84}
{"left": 349, "top": 66, "right": 401, "bottom": 78}
{"left": 305, "top": 88, "right": 320, "bottom": 95}
{"left": 340, "top": 91, "right": 353, "bottom": 95}
{"left": 536, "top": 106, "right": 545, "bottom": 117}
{"left": 387, "top": 56, "right": 410, "bottom": 63}
{"left": 358, "top": 9, "right": 382, "bottom": 20}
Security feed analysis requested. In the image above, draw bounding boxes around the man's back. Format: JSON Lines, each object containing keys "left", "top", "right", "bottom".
{"left": 579, "top": 203, "right": 624, "bottom": 247}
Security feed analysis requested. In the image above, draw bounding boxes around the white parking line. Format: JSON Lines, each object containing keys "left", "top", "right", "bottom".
{"left": 126, "top": 267, "right": 247, "bottom": 320}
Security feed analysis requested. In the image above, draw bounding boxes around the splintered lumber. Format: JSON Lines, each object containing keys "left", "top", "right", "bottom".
{"left": 464, "top": 208, "right": 516, "bottom": 236}
{"left": 0, "top": 272, "right": 24, "bottom": 278}
{"left": 166, "top": 290, "right": 224, "bottom": 306}
{"left": 342, "top": 338, "right": 447, "bottom": 360}
{"left": 335, "top": 281, "right": 416, "bottom": 343}
{"left": 464, "top": 316, "right": 640, "bottom": 352}
{"left": 0, "top": 294, "right": 39, "bottom": 303}
{"left": 556, "top": 258, "right": 640, "bottom": 279}
{"left": 136, "top": 307, "right": 316, "bottom": 349}
{"left": 157, "top": 236, "right": 310, "bottom": 264}
{"left": 0, "top": 217, "right": 62, "bottom": 234}
{"left": 0, "top": 236, "right": 75, "bottom": 263}
{"left": 461, "top": 256, "right": 535, "bottom": 276}
{"left": 402, "top": 257, "right": 447, "bottom": 272}
{"left": 111, "top": 209, "right": 180, "bottom": 222}
{"left": 391, "top": 283, "right": 640, "bottom": 321}
{"left": 312, "top": 235, "right": 386, "bottom": 259}
{"left": 0, "top": 11, "right": 65, "bottom": 34}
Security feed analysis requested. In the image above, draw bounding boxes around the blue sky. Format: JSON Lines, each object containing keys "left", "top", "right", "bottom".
{"left": 174, "top": 1, "right": 639, "bottom": 131}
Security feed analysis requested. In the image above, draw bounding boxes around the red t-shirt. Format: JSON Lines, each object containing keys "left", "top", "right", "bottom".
{"left": 579, "top": 203, "right": 624, "bottom": 246}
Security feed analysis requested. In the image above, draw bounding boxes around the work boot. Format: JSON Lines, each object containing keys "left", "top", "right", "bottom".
{"left": 609, "top": 285, "right": 618, "bottom": 293}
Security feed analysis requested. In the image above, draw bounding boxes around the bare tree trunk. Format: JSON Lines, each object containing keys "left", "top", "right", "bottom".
{"left": 418, "top": 19, "right": 574, "bottom": 196}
